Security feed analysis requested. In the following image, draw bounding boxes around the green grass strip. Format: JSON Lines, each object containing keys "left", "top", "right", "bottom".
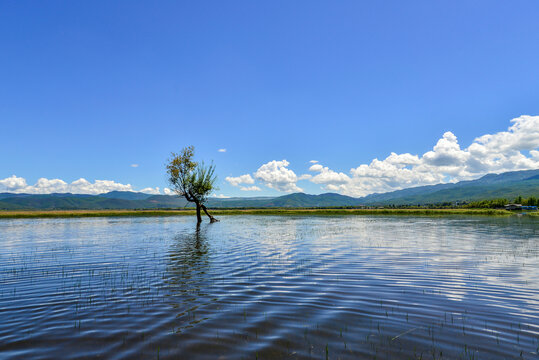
{"left": 0, "top": 208, "right": 518, "bottom": 219}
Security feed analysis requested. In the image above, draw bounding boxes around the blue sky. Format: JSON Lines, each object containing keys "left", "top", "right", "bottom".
{"left": 1, "top": 1, "right": 539, "bottom": 197}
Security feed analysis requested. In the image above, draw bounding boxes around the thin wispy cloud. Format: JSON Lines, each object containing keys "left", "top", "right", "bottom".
{"left": 218, "top": 148, "right": 227, "bottom": 153}
{"left": 130, "top": 164, "right": 139, "bottom": 168}
{"left": 240, "top": 186, "right": 261, "bottom": 191}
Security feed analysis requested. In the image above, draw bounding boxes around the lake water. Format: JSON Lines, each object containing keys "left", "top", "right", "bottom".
{"left": 0, "top": 215, "right": 538, "bottom": 359}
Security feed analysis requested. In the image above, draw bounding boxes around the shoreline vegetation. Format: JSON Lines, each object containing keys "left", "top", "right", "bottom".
{"left": 1, "top": 207, "right": 537, "bottom": 219}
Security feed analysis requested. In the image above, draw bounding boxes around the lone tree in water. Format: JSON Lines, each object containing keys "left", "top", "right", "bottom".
{"left": 166, "top": 146, "right": 219, "bottom": 224}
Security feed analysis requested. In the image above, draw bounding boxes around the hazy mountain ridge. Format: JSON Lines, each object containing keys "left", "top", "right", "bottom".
{"left": 1, "top": 169, "right": 538, "bottom": 210}
{"left": 99, "top": 191, "right": 154, "bottom": 201}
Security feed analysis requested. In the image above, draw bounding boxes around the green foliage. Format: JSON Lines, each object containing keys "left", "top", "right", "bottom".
{"left": 166, "top": 146, "right": 217, "bottom": 204}
{"left": 466, "top": 198, "right": 508, "bottom": 209}
{"left": 166, "top": 146, "right": 196, "bottom": 192}
{"left": 466, "top": 196, "right": 539, "bottom": 208}
{"left": 189, "top": 161, "right": 217, "bottom": 203}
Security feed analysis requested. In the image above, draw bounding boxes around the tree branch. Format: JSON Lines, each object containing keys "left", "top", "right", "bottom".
{"left": 181, "top": 192, "right": 195, "bottom": 203}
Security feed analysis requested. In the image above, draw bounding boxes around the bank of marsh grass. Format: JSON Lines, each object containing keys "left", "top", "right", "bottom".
{"left": 0, "top": 207, "right": 518, "bottom": 219}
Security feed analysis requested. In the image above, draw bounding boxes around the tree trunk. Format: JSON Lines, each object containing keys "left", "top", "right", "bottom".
{"left": 201, "top": 204, "right": 219, "bottom": 223}
{"left": 195, "top": 203, "right": 202, "bottom": 224}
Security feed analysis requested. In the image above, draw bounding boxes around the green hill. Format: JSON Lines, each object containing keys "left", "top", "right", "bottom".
{"left": 0, "top": 195, "right": 142, "bottom": 210}
{"left": 359, "top": 169, "right": 539, "bottom": 205}
{"left": 263, "top": 193, "right": 359, "bottom": 207}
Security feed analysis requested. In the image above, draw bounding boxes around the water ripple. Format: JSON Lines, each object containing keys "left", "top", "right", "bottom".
{"left": 0, "top": 215, "right": 538, "bottom": 359}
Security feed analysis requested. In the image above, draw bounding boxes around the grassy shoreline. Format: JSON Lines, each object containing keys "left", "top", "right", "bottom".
{"left": 0, "top": 208, "right": 531, "bottom": 219}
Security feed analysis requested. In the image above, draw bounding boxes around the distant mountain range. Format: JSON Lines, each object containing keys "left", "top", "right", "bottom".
{"left": 1, "top": 169, "right": 538, "bottom": 210}
{"left": 359, "top": 169, "right": 539, "bottom": 205}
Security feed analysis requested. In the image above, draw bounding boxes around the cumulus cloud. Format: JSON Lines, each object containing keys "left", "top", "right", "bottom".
{"left": 309, "top": 164, "right": 351, "bottom": 185}
{"left": 0, "top": 176, "right": 136, "bottom": 195}
{"left": 163, "top": 187, "right": 174, "bottom": 195}
{"left": 309, "top": 160, "right": 318, "bottom": 164}
{"left": 254, "top": 160, "right": 303, "bottom": 192}
{"left": 240, "top": 186, "right": 262, "bottom": 191}
{"left": 218, "top": 149, "right": 227, "bottom": 153}
{"left": 0, "top": 175, "right": 29, "bottom": 192}
{"left": 422, "top": 132, "right": 468, "bottom": 167}
{"left": 225, "top": 174, "right": 255, "bottom": 186}
{"left": 308, "top": 115, "right": 539, "bottom": 197}
{"left": 298, "top": 174, "right": 312, "bottom": 180}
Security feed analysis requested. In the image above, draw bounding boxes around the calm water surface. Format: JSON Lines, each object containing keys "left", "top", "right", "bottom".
{"left": 0, "top": 216, "right": 538, "bottom": 359}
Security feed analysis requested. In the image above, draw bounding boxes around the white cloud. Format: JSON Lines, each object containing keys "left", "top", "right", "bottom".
{"left": 0, "top": 175, "right": 29, "bottom": 191}
{"left": 298, "top": 174, "right": 312, "bottom": 180}
{"left": 475, "top": 115, "right": 539, "bottom": 152}
{"left": 308, "top": 115, "right": 539, "bottom": 197}
{"left": 254, "top": 160, "right": 303, "bottom": 192}
{"left": 383, "top": 152, "right": 421, "bottom": 167}
{"left": 163, "top": 187, "right": 174, "bottom": 195}
{"left": 240, "top": 186, "right": 262, "bottom": 191}
{"left": 139, "top": 187, "right": 160, "bottom": 195}
{"left": 225, "top": 174, "right": 255, "bottom": 186}
{"left": 309, "top": 164, "right": 350, "bottom": 185}
{"left": 218, "top": 149, "right": 227, "bottom": 153}
{"left": 130, "top": 164, "right": 139, "bottom": 168}
{"left": 213, "top": 194, "right": 230, "bottom": 198}
{"left": 422, "top": 132, "right": 468, "bottom": 167}
{"left": 309, "top": 160, "right": 318, "bottom": 164}
{"left": 0, "top": 176, "right": 136, "bottom": 195}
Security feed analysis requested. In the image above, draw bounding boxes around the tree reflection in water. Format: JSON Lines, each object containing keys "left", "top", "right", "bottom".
{"left": 165, "top": 224, "right": 215, "bottom": 331}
